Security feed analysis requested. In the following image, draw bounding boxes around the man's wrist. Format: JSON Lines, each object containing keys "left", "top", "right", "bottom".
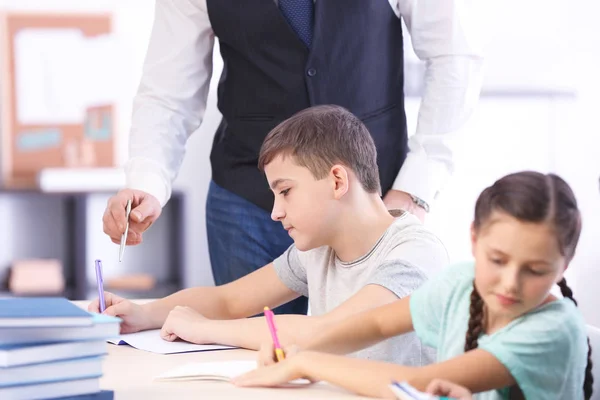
{"left": 125, "top": 160, "right": 171, "bottom": 207}
{"left": 408, "top": 193, "right": 430, "bottom": 213}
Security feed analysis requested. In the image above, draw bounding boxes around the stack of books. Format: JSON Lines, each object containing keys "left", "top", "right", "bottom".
{"left": 0, "top": 297, "right": 121, "bottom": 399}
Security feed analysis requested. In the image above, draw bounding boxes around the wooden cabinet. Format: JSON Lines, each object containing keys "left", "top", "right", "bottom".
{"left": 0, "top": 190, "right": 187, "bottom": 300}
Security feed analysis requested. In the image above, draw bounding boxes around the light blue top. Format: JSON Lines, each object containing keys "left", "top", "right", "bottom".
{"left": 410, "top": 261, "right": 588, "bottom": 400}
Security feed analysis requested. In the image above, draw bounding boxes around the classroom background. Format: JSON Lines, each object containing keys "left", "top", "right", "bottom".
{"left": 0, "top": 0, "right": 598, "bottom": 331}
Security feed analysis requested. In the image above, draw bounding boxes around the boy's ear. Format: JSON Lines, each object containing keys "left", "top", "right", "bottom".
{"left": 330, "top": 165, "right": 349, "bottom": 200}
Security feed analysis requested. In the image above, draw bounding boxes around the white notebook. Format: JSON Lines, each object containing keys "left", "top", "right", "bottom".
{"left": 155, "top": 360, "right": 312, "bottom": 385}
{"left": 107, "top": 329, "right": 235, "bottom": 355}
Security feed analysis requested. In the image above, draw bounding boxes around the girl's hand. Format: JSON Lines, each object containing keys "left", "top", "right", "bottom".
{"left": 234, "top": 352, "right": 312, "bottom": 387}
{"left": 426, "top": 379, "right": 473, "bottom": 400}
{"left": 257, "top": 341, "right": 301, "bottom": 367}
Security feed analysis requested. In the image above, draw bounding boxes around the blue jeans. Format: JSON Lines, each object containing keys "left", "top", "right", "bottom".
{"left": 206, "top": 181, "right": 308, "bottom": 315}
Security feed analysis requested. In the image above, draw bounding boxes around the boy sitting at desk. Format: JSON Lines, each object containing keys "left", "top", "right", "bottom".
{"left": 89, "top": 105, "right": 449, "bottom": 367}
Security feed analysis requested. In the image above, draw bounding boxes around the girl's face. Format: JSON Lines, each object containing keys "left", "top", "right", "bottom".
{"left": 471, "top": 211, "right": 568, "bottom": 325}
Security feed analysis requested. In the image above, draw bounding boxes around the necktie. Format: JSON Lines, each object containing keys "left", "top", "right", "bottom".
{"left": 279, "top": 0, "right": 314, "bottom": 48}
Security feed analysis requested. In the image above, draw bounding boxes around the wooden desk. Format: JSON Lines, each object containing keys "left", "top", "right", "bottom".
{"left": 74, "top": 301, "right": 372, "bottom": 399}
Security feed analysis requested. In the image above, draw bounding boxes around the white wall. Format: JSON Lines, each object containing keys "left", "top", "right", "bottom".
{"left": 404, "top": 0, "right": 600, "bottom": 326}
{"left": 553, "top": 0, "right": 600, "bottom": 326}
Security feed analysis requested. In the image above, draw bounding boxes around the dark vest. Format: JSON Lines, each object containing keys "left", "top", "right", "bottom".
{"left": 207, "top": 0, "right": 407, "bottom": 212}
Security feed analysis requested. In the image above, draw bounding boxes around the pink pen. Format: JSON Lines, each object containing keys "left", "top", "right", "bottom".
{"left": 264, "top": 306, "right": 285, "bottom": 362}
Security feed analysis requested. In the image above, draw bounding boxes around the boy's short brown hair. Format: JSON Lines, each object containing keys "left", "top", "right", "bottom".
{"left": 258, "top": 105, "right": 381, "bottom": 194}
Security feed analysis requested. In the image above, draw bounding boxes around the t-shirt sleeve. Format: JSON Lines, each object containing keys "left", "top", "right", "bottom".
{"left": 272, "top": 245, "right": 309, "bottom": 297}
{"left": 366, "top": 260, "right": 430, "bottom": 299}
{"left": 409, "top": 262, "right": 473, "bottom": 349}
{"left": 478, "top": 302, "right": 588, "bottom": 399}
{"left": 368, "top": 229, "right": 450, "bottom": 298}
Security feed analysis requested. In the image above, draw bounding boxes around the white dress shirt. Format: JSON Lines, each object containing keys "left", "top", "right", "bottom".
{"left": 126, "top": 0, "right": 485, "bottom": 208}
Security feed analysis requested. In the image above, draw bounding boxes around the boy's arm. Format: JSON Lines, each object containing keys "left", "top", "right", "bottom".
{"left": 189, "top": 283, "right": 408, "bottom": 350}
{"left": 287, "top": 255, "right": 432, "bottom": 354}
{"left": 303, "top": 288, "right": 413, "bottom": 354}
{"left": 143, "top": 263, "right": 300, "bottom": 328}
{"left": 159, "top": 246, "right": 417, "bottom": 349}
{"left": 235, "top": 348, "right": 514, "bottom": 399}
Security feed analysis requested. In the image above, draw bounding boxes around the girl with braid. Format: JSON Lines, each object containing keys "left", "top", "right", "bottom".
{"left": 235, "top": 171, "right": 594, "bottom": 400}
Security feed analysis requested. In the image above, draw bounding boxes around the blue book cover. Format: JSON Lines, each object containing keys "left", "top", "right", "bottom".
{"left": 0, "top": 377, "right": 100, "bottom": 399}
{"left": 0, "top": 355, "right": 103, "bottom": 388}
{"left": 0, "top": 297, "right": 93, "bottom": 328}
{"left": 0, "top": 313, "right": 121, "bottom": 345}
{"left": 0, "top": 340, "right": 107, "bottom": 368}
{"left": 55, "top": 390, "right": 114, "bottom": 400}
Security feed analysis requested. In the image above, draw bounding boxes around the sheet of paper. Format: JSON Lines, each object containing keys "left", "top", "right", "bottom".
{"left": 155, "top": 360, "right": 312, "bottom": 385}
{"left": 13, "top": 28, "right": 121, "bottom": 125}
{"left": 14, "top": 29, "right": 85, "bottom": 124}
{"left": 107, "top": 329, "right": 235, "bottom": 355}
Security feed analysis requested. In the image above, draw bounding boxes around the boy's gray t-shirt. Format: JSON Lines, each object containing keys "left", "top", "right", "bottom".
{"left": 273, "top": 211, "right": 449, "bottom": 366}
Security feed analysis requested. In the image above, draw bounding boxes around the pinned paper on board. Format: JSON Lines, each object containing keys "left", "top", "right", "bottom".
{"left": 85, "top": 105, "right": 113, "bottom": 142}
{"left": 14, "top": 29, "right": 119, "bottom": 126}
{"left": 16, "top": 129, "right": 63, "bottom": 152}
{"left": 0, "top": 12, "right": 119, "bottom": 188}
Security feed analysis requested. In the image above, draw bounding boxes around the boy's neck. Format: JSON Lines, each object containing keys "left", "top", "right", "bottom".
{"left": 329, "top": 194, "right": 397, "bottom": 262}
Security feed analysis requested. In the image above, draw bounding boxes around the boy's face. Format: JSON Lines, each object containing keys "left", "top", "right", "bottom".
{"left": 264, "top": 155, "right": 340, "bottom": 251}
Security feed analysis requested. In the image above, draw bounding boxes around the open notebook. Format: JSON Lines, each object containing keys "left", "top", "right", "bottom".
{"left": 155, "top": 360, "right": 312, "bottom": 385}
{"left": 107, "top": 330, "right": 235, "bottom": 355}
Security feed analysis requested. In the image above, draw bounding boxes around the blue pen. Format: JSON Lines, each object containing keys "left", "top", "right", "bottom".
{"left": 95, "top": 259, "right": 106, "bottom": 313}
{"left": 389, "top": 381, "right": 453, "bottom": 400}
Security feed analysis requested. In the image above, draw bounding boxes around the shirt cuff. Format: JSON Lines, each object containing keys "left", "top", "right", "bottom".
{"left": 124, "top": 158, "right": 172, "bottom": 207}
{"left": 391, "top": 152, "right": 450, "bottom": 206}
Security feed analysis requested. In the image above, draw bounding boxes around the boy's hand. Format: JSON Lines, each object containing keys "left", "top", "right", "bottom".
{"left": 257, "top": 342, "right": 300, "bottom": 367}
{"left": 160, "top": 306, "right": 209, "bottom": 343}
{"left": 426, "top": 379, "right": 473, "bottom": 400}
{"left": 87, "top": 292, "right": 153, "bottom": 334}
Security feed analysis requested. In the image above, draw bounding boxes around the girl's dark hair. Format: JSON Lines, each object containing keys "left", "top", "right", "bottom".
{"left": 464, "top": 171, "right": 593, "bottom": 399}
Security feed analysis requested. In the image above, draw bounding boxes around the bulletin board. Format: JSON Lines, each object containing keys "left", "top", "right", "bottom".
{"left": 0, "top": 12, "right": 116, "bottom": 188}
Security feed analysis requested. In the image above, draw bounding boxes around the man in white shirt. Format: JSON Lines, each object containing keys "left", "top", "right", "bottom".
{"left": 102, "top": 0, "right": 484, "bottom": 315}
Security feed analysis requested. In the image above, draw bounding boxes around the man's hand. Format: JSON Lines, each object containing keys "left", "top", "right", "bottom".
{"left": 383, "top": 190, "right": 426, "bottom": 222}
{"left": 160, "top": 306, "right": 210, "bottom": 344}
{"left": 102, "top": 189, "right": 162, "bottom": 245}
